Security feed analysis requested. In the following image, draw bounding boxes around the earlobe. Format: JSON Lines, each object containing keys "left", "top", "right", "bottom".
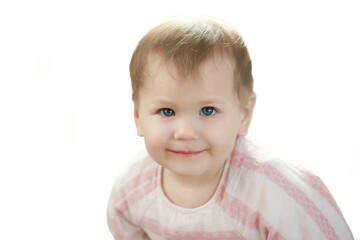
{"left": 237, "top": 93, "right": 256, "bottom": 137}
{"left": 134, "top": 108, "right": 144, "bottom": 137}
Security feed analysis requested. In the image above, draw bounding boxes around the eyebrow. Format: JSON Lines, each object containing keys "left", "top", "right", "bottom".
{"left": 198, "top": 99, "right": 226, "bottom": 105}
{"left": 149, "top": 98, "right": 226, "bottom": 106}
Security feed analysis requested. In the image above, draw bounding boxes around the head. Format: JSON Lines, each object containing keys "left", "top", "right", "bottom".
{"left": 130, "top": 15, "right": 256, "bottom": 180}
{"left": 130, "top": 14, "right": 254, "bottom": 105}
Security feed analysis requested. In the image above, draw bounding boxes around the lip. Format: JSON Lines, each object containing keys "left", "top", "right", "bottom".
{"left": 168, "top": 149, "right": 206, "bottom": 157}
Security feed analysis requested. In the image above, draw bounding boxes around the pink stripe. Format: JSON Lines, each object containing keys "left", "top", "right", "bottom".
{"left": 214, "top": 185, "right": 285, "bottom": 240}
{"left": 141, "top": 216, "right": 246, "bottom": 240}
{"left": 230, "top": 151, "right": 340, "bottom": 240}
{"left": 115, "top": 167, "right": 158, "bottom": 203}
{"left": 290, "top": 166, "right": 343, "bottom": 215}
{"left": 112, "top": 168, "right": 159, "bottom": 239}
{"left": 117, "top": 180, "right": 157, "bottom": 212}
{"left": 114, "top": 213, "right": 125, "bottom": 240}
{"left": 289, "top": 165, "right": 353, "bottom": 238}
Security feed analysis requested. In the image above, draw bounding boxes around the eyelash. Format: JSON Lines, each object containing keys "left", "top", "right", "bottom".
{"left": 158, "top": 106, "right": 218, "bottom": 117}
{"left": 159, "top": 108, "right": 175, "bottom": 117}
{"left": 200, "top": 106, "right": 217, "bottom": 116}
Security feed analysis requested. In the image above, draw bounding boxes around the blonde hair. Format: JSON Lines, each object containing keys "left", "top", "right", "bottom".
{"left": 130, "top": 15, "right": 254, "bottom": 103}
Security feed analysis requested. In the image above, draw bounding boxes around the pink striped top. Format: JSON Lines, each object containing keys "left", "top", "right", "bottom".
{"left": 107, "top": 137, "right": 353, "bottom": 239}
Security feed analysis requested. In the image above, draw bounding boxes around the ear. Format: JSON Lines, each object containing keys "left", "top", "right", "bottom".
{"left": 237, "top": 93, "right": 256, "bottom": 136}
{"left": 134, "top": 107, "right": 144, "bottom": 137}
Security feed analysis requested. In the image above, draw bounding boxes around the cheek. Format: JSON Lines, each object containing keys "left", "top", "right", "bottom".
{"left": 142, "top": 121, "right": 170, "bottom": 147}
{"left": 206, "top": 116, "right": 239, "bottom": 139}
{"left": 204, "top": 118, "right": 238, "bottom": 152}
{"left": 208, "top": 129, "right": 237, "bottom": 149}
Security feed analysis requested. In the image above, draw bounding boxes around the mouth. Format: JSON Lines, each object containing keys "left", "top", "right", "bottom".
{"left": 168, "top": 149, "right": 206, "bottom": 157}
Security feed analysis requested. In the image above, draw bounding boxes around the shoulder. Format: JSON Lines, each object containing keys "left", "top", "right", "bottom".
{"left": 111, "top": 150, "right": 159, "bottom": 191}
{"left": 107, "top": 150, "right": 160, "bottom": 222}
{"left": 110, "top": 150, "right": 160, "bottom": 206}
{"left": 228, "top": 137, "right": 331, "bottom": 193}
{"left": 223, "top": 137, "right": 353, "bottom": 239}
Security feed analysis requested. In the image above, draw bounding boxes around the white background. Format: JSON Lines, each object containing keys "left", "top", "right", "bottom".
{"left": 0, "top": 0, "right": 359, "bottom": 239}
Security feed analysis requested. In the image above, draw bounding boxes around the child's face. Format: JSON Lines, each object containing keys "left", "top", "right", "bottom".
{"left": 134, "top": 53, "right": 253, "bottom": 181}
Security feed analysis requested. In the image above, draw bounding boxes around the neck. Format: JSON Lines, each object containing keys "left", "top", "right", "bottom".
{"left": 162, "top": 164, "right": 225, "bottom": 208}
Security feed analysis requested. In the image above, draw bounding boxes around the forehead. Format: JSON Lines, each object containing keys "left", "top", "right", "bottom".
{"left": 144, "top": 52, "right": 235, "bottom": 86}
{"left": 138, "top": 53, "right": 237, "bottom": 103}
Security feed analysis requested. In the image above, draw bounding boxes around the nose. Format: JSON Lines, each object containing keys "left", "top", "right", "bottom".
{"left": 173, "top": 118, "right": 198, "bottom": 141}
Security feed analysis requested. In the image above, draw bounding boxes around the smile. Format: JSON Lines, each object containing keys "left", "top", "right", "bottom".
{"left": 168, "top": 150, "right": 206, "bottom": 157}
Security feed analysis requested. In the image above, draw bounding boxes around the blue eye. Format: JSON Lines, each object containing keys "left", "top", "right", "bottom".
{"left": 200, "top": 107, "right": 216, "bottom": 116}
{"left": 160, "top": 108, "right": 175, "bottom": 117}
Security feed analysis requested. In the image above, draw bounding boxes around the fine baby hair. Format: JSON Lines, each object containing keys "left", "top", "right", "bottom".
{"left": 129, "top": 14, "right": 254, "bottom": 104}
